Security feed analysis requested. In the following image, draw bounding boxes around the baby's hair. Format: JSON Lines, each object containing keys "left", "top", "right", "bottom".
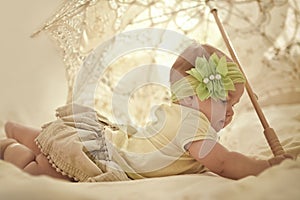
{"left": 170, "top": 43, "right": 233, "bottom": 85}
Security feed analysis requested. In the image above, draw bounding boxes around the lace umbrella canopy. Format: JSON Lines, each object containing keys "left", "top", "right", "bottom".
{"left": 32, "top": 0, "right": 300, "bottom": 128}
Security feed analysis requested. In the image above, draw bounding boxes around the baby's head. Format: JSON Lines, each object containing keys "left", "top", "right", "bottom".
{"left": 170, "top": 43, "right": 246, "bottom": 131}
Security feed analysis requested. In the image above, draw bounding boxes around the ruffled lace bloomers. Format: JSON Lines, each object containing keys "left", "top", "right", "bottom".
{"left": 35, "top": 104, "right": 129, "bottom": 182}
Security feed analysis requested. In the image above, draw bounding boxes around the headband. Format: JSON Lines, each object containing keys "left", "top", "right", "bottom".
{"left": 171, "top": 53, "right": 245, "bottom": 101}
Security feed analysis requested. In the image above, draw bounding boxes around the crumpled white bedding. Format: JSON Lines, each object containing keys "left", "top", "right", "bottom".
{"left": 0, "top": 159, "right": 299, "bottom": 200}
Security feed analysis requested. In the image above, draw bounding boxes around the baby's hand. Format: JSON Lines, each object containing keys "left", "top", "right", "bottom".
{"left": 268, "top": 154, "right": 294, "bottom": 166}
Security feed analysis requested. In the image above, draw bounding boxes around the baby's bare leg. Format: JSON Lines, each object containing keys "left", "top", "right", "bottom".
{"left": 25, "top": 154, "right": 72, "bottom": 181}
{"left": 1, "top": 138, "right": 71, "bottom": 181}
{"left": 5, "top": 121, "right": 41, "bottom": 155}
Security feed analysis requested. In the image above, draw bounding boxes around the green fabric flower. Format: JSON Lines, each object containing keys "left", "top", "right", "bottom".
{"left": 171, "top": 53, "right": 245, "bottom": 102}
{"left": 186, "top": 53, "right": 235, "bottom": 101}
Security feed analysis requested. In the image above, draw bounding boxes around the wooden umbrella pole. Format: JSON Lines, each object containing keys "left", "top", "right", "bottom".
{"left": 208, "top": 7, "right": 285, "bottom": 156}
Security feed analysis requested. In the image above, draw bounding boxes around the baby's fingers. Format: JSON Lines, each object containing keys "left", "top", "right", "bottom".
{"left": 268, "top": 154, "right": 293, "bottom": 167}
{"left": 282, "top": 153, "right": 294, "bottom": 160}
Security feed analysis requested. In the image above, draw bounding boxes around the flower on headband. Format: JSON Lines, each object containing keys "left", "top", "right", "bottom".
{"left": 186, "top": 53, "right": 235, "bottom": 101}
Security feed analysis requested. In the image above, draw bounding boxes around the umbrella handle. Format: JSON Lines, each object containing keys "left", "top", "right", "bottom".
{"left": 208, "top": 6, "right": 285, "bottom": 156}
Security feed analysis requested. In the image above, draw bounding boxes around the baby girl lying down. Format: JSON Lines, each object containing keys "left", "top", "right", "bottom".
{"left": 0, "top": 43, "right": 292, "bottom": 182}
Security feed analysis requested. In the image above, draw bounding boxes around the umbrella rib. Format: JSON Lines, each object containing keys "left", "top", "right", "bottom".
{"left": 177, "top": 8, "right": 208, "bottom": 34}
{"left": 219, "top": 5, "right": 275, "bottom": 46}
{"left": 132, "top": 3, "right": 204, "bottom": 24}
{"left": 32, "top": 1, "right": 90, "bottom": 37}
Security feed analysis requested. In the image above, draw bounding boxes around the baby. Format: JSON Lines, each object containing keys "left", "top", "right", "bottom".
{"left": 0, "top": 43, "right": 292, "bottom": 181}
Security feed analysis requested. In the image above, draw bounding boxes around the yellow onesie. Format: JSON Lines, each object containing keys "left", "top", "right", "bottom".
{"left": 105, "top": 103, "right": 218, "bottom": 179}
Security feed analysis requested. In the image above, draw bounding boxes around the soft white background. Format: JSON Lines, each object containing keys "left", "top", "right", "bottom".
{"left": 0, "top": 1, "right": 67, "bottom": 130}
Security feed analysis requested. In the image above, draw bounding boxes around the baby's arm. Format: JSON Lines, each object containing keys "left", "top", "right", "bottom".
{"left": 188, "top": 140, "right": 290, "bottom": 180}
